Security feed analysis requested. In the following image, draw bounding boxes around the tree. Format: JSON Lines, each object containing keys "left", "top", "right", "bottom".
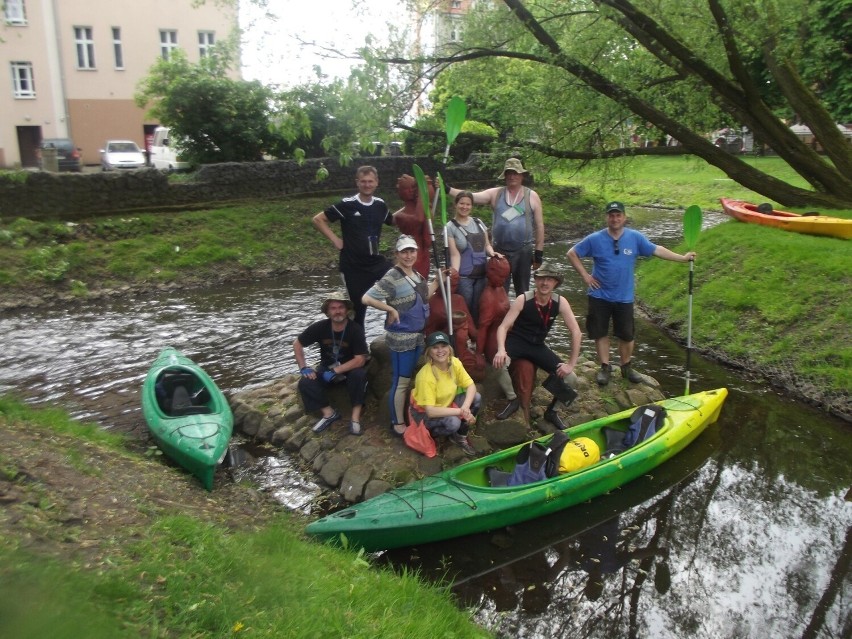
{"left": 135, "top": 49, "right": 289, "bottom": 163}
{"left": 375, "top": 0, "right": 852, "bottom": 207}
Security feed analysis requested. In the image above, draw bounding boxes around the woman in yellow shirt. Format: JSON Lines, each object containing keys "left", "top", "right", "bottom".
{"left": 409, "top": 331, "right": 481, "bottom": 456}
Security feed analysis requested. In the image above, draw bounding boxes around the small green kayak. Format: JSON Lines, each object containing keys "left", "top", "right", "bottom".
{"left": 141, "top": 348, "right": 233, "bottom": 490}
{"left": 306, "top": 388, "right": 728, "bottom": 551}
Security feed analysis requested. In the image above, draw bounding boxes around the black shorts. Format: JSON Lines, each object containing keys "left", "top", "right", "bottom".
{"left": 586, "top": 296, "right": 635, "bottom": 342}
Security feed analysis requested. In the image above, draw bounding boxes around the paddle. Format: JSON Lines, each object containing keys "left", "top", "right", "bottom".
{"left": 412, "top": 164, "right": 443, "bottom": 278}
{"left": 437, "top": 173, "right": 453, "bottom": 335}
{"left": 422, "top": 98, "right": 467, "bottom": 334}
{"left": 683, "top": 205, "right": 702, "bottom": 394}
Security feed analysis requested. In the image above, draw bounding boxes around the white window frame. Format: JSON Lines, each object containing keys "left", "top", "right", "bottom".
{"left": 4, "top": 0, "right": 27, "bottom": 25}
{"left": 11, "top": 61, "right": 35, "bottom": 98}
{"left": 74, "top": 26, "right": 96, "bottom": 70}
{"left": 160, "top": 29, "right": 178, "bottom": 60}
{"left": 198, "top": 31, "right": 215, "bottom": 58}
{"left": 112, "top": 27, "right": 124, "bottom": 69}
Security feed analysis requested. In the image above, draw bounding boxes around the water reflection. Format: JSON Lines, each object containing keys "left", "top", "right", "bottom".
{"left": 1, "top": 207, "right": 849, "bottom": 636}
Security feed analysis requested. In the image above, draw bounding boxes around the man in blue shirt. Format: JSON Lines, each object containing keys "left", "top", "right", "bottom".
{"left": 567, "top": 201, "right": 696, "bottom": 385}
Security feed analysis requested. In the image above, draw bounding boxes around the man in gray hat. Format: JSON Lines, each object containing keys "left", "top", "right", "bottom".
{"left": 293, "top": 291, "right": 369, "bottom": 435}
{"left": 448, "top": 158, "right": 544, "bottom": 296}
{"left": 493, "top": 262, "right": 582, "bottom": 429}
{"left": 567, "top": 201, "right": 696, "bottom": 385}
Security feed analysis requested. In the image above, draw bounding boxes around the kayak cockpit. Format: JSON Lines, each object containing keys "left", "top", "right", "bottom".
{"left": 155, "top": 367, "right": 214, "bottom": 416}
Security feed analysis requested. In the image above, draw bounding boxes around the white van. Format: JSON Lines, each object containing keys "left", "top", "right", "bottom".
{"left": 150, "top": 126, "right": 190, "bottom": 171}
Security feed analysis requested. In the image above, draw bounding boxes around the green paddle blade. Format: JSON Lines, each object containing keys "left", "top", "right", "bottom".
{"left": 412, "top": 164, "right": 431, "bottom": 219}
{"left": 683, "top": 205, "right": 702, "bottom": 250}
{"left": 445, "top": 97, "right": 467, "bottom": 146}
{"left": 436, "top": 173, "right": 448, "bottom": 226}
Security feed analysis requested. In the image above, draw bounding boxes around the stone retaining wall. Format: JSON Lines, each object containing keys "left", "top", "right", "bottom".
{"left": 0, "top": 155, "right": 497, "bottom": 221}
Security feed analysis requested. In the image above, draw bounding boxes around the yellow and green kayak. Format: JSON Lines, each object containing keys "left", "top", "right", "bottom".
{"left": 141, "top": 348, "right": 233, "bottom": 490}
{"left": 306, "top": 388, "right": 728, "bottom": 551}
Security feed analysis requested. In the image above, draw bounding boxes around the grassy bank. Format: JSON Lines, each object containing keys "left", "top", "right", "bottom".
{"left": 551, "top": 155, "right": 827, "bottom": 213}
{"left": 0, "top": 397, "right": 488, "bottom": 639}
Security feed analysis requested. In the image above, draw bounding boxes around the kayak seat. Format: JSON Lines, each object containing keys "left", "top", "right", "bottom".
{"left": 602, "top": 427, "right": 628, "bottom": 457}
{"left": 158, "top": 371, "right": 209, "bottom": 415}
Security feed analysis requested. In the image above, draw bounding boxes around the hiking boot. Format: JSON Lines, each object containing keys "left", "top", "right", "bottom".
{"left": 544, "top": 408, "right": 567, "bottom": 430}
{"left": 312, "top": 409, "right": 341, "bottom": 433}
{"left": 348, "top": 421, "right": 362, "bottom": 436}
{"left": 621, "top": 362, "right": 643, "bottom": 383}
{"left": 450, "top": 433, "right": 477, "bottom": 457}
{"left": 496, "top": 397, "right": 520, "bottom": 420}
{"left": 596, "top": 363, "right": 612, "bottom": 386}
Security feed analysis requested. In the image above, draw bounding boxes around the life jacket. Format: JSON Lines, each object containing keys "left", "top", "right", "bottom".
{"left": 386, "top": 267, "right": 430, "bottom": 333}
{"left": 506, "top": 431, "right": 570, "bottom": 486}
{"left": 451, "top": 218, "right": 488, "bottom": 277}
{"left": 622, "top": 404, "right": 666, "bottom": 447}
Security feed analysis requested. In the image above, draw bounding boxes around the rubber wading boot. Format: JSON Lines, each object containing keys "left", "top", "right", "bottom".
{"left": 596, "top": 363, "right": 612, "bottom": 386}
{"left": 496, "top": 397, "right": 520, "bottom": 420}
{"left": 543, "top": 398, "right": 567, "bottom": 430}
{"left": 621, "top": 362, "right": 643, "bottom": 383}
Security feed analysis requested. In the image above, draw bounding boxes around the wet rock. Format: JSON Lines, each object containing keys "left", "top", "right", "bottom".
{"left": 340, "top": 464, "right": 373, "bottom": 502}
{"left": 286, "top": 427, "right": 310, "bottom": 452}
{"left": 270, "top": 425, "right": 294, "bottom": 446}
{"left": 318, "top": 454, "right": 349, "bottom": 488}
{"left": 484, "top": 420, "right": 529, "bottom": 447}
{"left": 299, "top": 439, "right": 321, "bottom": 462}
{"left": 241, "top": 409, "right": 264, "bottom": 437}
{"left": 364, "top": 479, "right": 393, "bottom": 500}
{"left": 256, "top": 417, "right": 277, "bottom": 441}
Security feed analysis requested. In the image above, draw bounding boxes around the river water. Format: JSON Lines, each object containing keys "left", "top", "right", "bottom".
{"left": 1, "top": 208, "right": 849, "bottom": 638}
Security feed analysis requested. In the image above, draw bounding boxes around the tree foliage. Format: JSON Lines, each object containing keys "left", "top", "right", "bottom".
{"left": 135, "top": 48, "right": 287, "bottom": 163}
{"left": 135, "top": 42, "right": 404, "bottom": 165}
{"left": 373, "top": 0, "right": 852, "bottom": 207}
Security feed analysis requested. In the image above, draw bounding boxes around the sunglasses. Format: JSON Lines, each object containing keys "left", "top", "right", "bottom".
{"left": 613, "top": 238, "right": 620, "bottom": 255}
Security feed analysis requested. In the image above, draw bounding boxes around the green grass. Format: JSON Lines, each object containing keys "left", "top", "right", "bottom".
{"left": 636, "top": 221, "right": 852, "bottom": 393}
{"left": 0, "top": 398, "right": 489, "bottom": 639}
{"left": 549, "top": 155, "right": 845, "bottom": 213}
{"left": 0, "top": 198, "right": 365, "bottom": 291}
{"left": 0, "top": 396, "right": 128, "bottom": 451}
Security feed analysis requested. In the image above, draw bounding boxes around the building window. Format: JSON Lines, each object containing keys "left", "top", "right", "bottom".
{"left": 160, "top": 30, "right": 178, "bottom": 60}
{"left": 451, "top": 0, "right": 462, "bottom": 8}
{"left": 74, "top": 26, "right": 96, "bottom": 69}
{"left": 4, "top": 0, "right": 27, "bottom": 25}
{"left": 11, "top": 61, "right": 35, "bottom": 98}
{"left": 112, "top": 27, "right": 124, "bottom": 69}
{"left": 198, "top": 31, "right": 215, "bottom": 57}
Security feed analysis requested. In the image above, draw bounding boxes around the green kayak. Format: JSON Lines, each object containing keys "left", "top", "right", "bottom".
{"left": 306, "top": 388, "right": 728, "bottom": 551}
{"left": 141, "top": 348, "right": 233, "bottom": 491}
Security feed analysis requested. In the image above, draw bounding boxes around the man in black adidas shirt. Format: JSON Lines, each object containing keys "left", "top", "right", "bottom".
{"left": 313, "top": 165, "right": 395, "bottom": 326}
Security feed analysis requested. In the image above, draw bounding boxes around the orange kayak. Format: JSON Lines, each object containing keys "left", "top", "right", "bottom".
{"left": 720, "top": 198, "right": 852, "bottom": 240}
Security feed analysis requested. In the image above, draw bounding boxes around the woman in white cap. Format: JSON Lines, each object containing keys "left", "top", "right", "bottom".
{"left": 409, "top": 331, "right": 480, "bottom": 456}
{"left": 363, "top": 235, "right": 440, "bottom": 436}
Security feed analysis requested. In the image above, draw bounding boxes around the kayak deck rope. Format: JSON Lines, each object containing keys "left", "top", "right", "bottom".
{"left": 387, "top": 481, "right": 478, "bottom": 519}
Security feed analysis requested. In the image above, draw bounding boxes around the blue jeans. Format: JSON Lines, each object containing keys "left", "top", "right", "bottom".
{"left": 422, "top": 392, "right": 482, "bottom": 436}
{"left": 457, "top": 276, "right": 485, "bottom": 324}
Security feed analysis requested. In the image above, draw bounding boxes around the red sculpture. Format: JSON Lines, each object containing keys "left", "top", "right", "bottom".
{"left": 477, "top": 257, "right": 511, "bottom": 361}
{"left": 393, "top": 174, "right": 434, "bottom": 280}
{"left": 479, "top": 257, "right": 535, "bottom": 421}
